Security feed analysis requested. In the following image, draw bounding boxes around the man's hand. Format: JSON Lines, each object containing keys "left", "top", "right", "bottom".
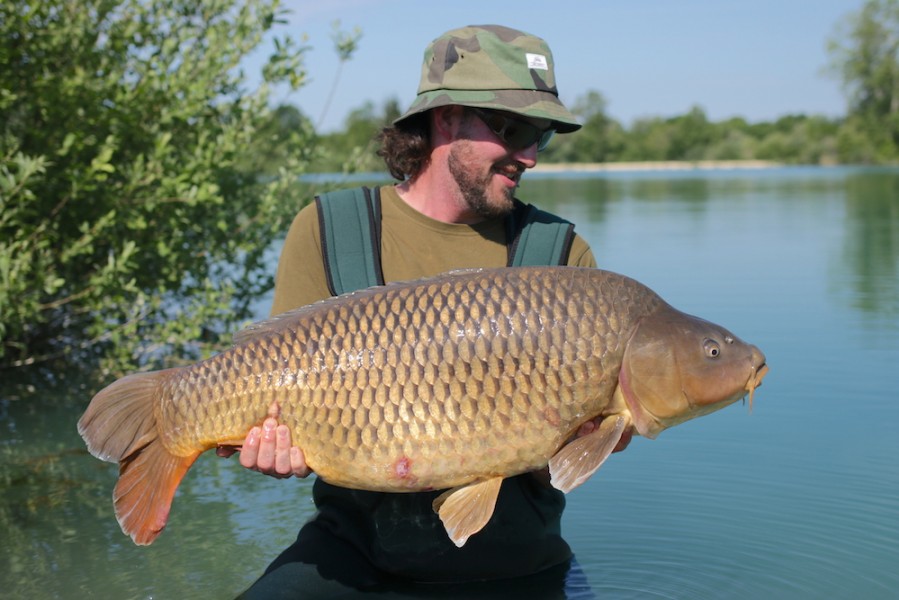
{"left": 216, "top": 417, "right": 312, "bottom": 479}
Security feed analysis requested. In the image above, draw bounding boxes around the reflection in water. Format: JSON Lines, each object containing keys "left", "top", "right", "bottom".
{"left": 842, "top": 170, "right": 899, "bottom": 320}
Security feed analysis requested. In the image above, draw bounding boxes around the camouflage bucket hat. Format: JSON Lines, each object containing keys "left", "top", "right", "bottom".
{"left": 395, "top": 25, "right": 581, "bottom": 133}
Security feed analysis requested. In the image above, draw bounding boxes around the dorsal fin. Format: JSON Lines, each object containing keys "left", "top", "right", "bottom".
{"left": 232, "top": 269, "right": 491, "bottom": 347}
{"left": 233, "top": 286, "right": 381, "bottom": 346}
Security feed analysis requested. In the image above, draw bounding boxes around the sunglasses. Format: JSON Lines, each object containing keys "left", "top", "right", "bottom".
{"left": 468, "top": 107, "right": 555, "bottom": 152}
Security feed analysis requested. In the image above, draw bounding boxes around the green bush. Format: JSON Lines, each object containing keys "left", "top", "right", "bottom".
{"left": 1, "top": 0, "right": 313, "bottom": 376}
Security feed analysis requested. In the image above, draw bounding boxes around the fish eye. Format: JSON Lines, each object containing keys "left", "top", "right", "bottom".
{"left": 703, "top": 338, "right": 721, "bottom": 358}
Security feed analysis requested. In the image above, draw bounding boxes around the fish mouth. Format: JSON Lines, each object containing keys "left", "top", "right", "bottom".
{"left": 744, "top": 361, "right": 769, "bottom": 411}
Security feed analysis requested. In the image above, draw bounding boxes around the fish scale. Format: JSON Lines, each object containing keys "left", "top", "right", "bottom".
{"left": 78, "top": 266, "right": 767, "bottom": 546}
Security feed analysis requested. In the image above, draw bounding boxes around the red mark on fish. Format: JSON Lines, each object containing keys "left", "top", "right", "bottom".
{"left": 391, "top": 456, "right": 418, "bottom": 486}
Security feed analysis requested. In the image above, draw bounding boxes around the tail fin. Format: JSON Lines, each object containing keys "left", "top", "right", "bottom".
{"left": 77, "top": 369, "right": 199, "bottom": 545}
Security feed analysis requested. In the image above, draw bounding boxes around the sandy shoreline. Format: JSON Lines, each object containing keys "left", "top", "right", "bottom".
{"left": 532, "top": 160, "right": 782, "bottom": 172}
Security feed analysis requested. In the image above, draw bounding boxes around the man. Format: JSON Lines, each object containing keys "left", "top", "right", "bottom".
{"left": 225, "top": 24, "right": 630, "bottom": 598}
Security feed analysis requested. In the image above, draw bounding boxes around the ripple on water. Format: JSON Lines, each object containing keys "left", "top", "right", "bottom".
{"left": 564, "top": 420, "right": 899, "bottom": 599}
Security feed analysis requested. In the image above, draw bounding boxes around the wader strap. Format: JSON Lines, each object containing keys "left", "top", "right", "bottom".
{"left": 315, "top": 186, "right": 384, "bottom": 296}
{"left": 507, "top": 201, "right": 575, "bottom": 267}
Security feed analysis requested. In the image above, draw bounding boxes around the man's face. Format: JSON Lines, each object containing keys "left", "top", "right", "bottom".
{"left": 446, "top": 110, "right": 550, "bottom": 220}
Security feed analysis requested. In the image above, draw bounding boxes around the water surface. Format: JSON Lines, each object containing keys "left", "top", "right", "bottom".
{"left": 2, "top": 166, "right": 897, "bottom": 599}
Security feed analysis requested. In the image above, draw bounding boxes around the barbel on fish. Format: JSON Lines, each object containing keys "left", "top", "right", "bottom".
{"left": 78, "top": 266, "right": 768, "bottom": 547}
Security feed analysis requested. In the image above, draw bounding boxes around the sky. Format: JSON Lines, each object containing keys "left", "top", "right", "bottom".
{"left": 243, "top": 0, "right": 866, "bottom": 133}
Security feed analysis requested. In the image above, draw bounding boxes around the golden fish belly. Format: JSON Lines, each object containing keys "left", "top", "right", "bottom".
{"left": 159, "top": 267, "right": 658, "bottom": 492}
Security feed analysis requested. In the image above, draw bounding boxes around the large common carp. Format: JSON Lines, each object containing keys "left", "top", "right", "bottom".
{"left": 78, "top": 267, "right": 767, "bottom": 547}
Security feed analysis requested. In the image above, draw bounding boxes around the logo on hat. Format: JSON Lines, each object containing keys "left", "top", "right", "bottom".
{"left": 526, "top": 53, "right": 549, "bottom": 70}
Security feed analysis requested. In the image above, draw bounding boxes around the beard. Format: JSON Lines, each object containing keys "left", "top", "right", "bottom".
{"left": 447, "top": 141, "right": 521, "bottom": 220}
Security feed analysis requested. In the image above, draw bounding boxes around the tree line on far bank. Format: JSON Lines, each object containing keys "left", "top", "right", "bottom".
{"left": 259, "top": 95, "right": 859, "bottom": 176}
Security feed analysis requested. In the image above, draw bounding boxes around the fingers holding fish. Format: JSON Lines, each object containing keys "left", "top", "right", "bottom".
{"left": 235, "top": 419, "right": 311, "bottom": 478}
{"left": 289, "top": 446, "right": 310, "bottom": 478}
{"left": 272, "top": 425, "right": 311, "bottom": 478}
{"left": 254, "top": 419, "right": 280, "bottom": 475}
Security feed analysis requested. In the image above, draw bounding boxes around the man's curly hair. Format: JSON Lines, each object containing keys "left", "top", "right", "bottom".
{"left": 376, "top": 113, "right": 431, "bottom": 181}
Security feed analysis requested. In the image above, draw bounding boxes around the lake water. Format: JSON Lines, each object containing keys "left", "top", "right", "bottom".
{"left": 2, "top": 166, "right": 897, "bottom": 599}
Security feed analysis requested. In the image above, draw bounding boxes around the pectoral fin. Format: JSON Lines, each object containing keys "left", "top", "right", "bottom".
{"left": 549, "top": 415, "right": 627, "bottom": 493}
{"left": 433, "top": 477, "right": 504, "bottom": 547}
